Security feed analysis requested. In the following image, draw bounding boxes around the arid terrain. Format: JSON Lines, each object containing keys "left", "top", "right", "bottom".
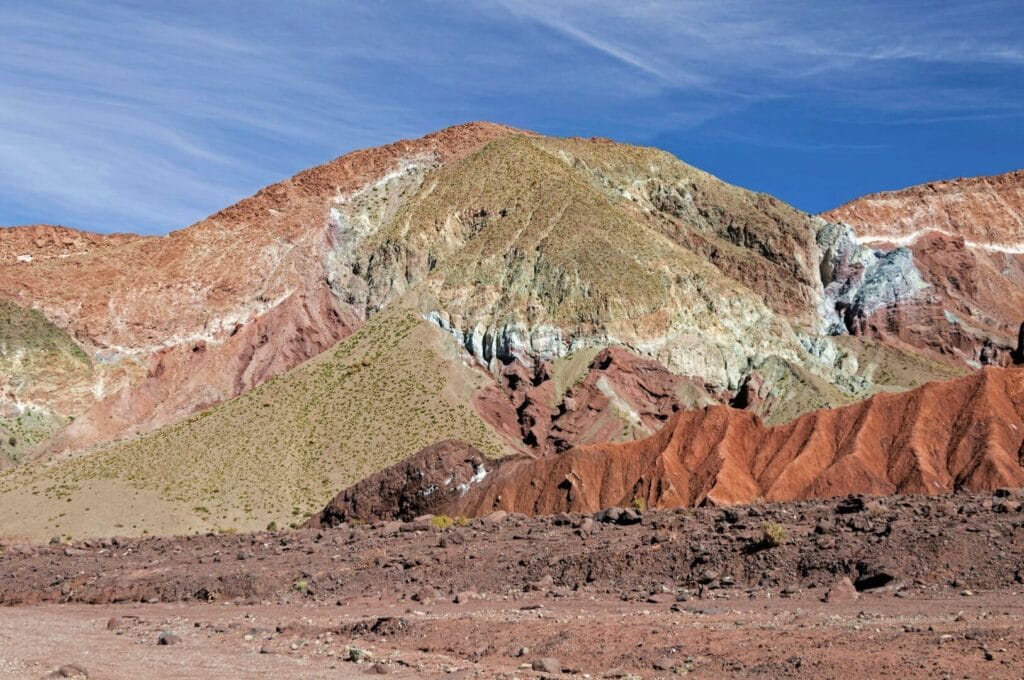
{"left": 2, "top": 123, "right": 1024, "bottom": 678}
{"left": 3, "top": 490, "right": 1024, "bottom": 678}
{"left": 4, "top": 125, "right": 1022, "bottom": 541}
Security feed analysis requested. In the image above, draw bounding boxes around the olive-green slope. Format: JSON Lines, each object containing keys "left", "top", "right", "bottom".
{"left": 529, "top": 136, "right": 827, "bottom": 328}
{"left": 360, "top": 135, "right": 806, "bottom": 388}
{"left": 0, "top": 299, "right": 511, "bottom": 541}
{"left": 0, "top": 300, "right": 94, "bottom": 466}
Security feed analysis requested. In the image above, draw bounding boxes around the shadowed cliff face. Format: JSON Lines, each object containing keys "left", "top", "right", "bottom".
{"left": 312, "top": 367, "right": 1024, "bottom": 523}
{"left": 822, "top": 170, "right": 1024, "bottom": 366}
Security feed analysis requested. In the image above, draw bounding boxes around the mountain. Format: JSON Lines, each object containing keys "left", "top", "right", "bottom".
{"left": 822, "top": 170, "right": 1024, "bottom": 366}
{"left": 311, "top": 366, "right": 1024, "bottom": 523}
{"left": 0, "top": 298, "right": 516, "bottom": 539}
{"left": 0, "top": 123, "right": 519, "bottom": 455}
{"left": 2, "top": 125, "right": 963, "bottom": 457}
{"left": 0, "top": 123, "right": 1014, "bottom": 539}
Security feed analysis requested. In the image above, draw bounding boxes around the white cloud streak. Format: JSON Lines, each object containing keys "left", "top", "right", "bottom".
{"left": 0, "top": 0, "right": 1020, "bottom": 232}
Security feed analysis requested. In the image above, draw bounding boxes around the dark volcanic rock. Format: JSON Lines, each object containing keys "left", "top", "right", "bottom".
{"left": 306, "top": 440, "right": 494, "bottom": 525}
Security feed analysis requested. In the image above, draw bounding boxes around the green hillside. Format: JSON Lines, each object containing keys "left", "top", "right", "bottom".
{"left": 0, "top": 299, "right": 510, "bottom": 540}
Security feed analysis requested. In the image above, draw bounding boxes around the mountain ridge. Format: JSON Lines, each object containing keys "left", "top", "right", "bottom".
{"left": 822, "top": 168, "right": 1024, "bottom": 366}
{"left": 0, "top": 122, "right": 1021, "bottom": 539}
{"left": 312, "top": 365, "right": 1024, "bottom": 523}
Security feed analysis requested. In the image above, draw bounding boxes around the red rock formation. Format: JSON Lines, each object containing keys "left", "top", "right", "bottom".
{"left": 822, "top": 170, "right": 1024, "bottom": 246}
{"left": 0, "top": 225, "right": 142, "bottom": 263}
{"left": 309, "top": 440, "right": 490, "bottom": 526}
{"left": 318, "top": 367, "right": 1024, "bottom": 520}
{"left": 823, "top": 171, "right": 1024, "bottom": 363}
{"left": 472, "top": 348, "right": 714, "bottom": 455}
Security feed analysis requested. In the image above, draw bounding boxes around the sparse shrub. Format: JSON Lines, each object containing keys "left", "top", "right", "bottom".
{"left": 631, "top": 496, "right": 646, "bottom": 511}
{"left": 431, "top": 515, "right": 454, "bottom": 530}
{"left": 455, "top": 515, "right": 471, "bottom": 527}
{"left": 293, "top": 579, "right": 309, "bottom": 593}
{"left": 761, "top": 521, "right": 788, "bottom": 547}
{"left": 266, "top": 521, "right": 278, "bottom": 531}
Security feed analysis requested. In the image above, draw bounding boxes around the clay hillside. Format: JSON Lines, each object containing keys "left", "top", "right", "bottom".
{"left": 822, "top": 169, "right": 1024, "bottom": 366}
{"left": 1, "top": 123, "right": 1022, "bottom": 540}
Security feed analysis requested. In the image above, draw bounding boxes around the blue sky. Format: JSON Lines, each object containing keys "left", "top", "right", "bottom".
{"left": 2, "top": 1, "right": 1022, "bottom": 234}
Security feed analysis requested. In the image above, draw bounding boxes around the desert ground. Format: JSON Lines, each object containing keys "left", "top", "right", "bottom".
{"left": 3, "top": 490, "right": 1023, "bottom": 679}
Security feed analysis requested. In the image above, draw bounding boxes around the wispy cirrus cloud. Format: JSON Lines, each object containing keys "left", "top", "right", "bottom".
{"left": 1, "top": 0, "right": 1021, "bottom": 231}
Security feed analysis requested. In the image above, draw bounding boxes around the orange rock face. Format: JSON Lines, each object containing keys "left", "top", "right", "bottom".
{"left": 1, "top": 122, "right": 522, "bottom": 452}
{"left": 823, "top": 170, "right": 1024, "bottom": 365}
{"left": 326, "top": 367, "right": 1024, "bottom": 519}
{"left": 822, "top": 170, "right": 1024, "bottom": 246}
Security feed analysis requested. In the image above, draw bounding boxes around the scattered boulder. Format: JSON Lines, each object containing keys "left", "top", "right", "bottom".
{"left": 51, "top": 665, "right": 89, "bottom": 679}
{"left": 532, "top": 657, "right": 562, "bottom": 674}
{"left": 619, "top": 508, "right": 642, "bottom": 525}
{"left": 482, "top": 510, "right": 509, "bottom": 525}
{"left": 410, "top": 586, "right": 436, "bottom": 602}
{"left": 653, "top": 657, "right": 676, "bottom": 671}
{"left": 823, "top": 577, "right": 859, "bottom": 603}
{"left": 835, "top": 496, "right": 866, "bottom": 514}
{"left": 527, "top": 574, "right": 555, "bottom": 592}
{"left": 595, "top": 507, "right": 642, "bottom": 525}
{"left": 697, "top": 569, "right": 720, "bottom": 585}
{"left": 854, "top": 561, "right": 898, "bottom": 591}
{"left": 157, "top": 630, "right": 182, "bottom": 646}
{"left": 454, "top": 590, "right": 478, "bottom": 604}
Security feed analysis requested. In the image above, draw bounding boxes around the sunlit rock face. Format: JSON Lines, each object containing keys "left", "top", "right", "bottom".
{"left": 2, "top": 123, "right": 1009, "bottom": 464}
{"left": 823, "top": 170, "right": 1024, "bottom": 366}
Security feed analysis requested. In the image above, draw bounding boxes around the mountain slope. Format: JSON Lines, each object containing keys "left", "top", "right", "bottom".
{"left": 312, "top": 366, "right": 1024, "bottom": 522}
{"left": 0, "top": 297, "right": 511, "bottom": 540}
{"left": 0, "top": 124, "right": 1003, "bottom": 540}
{"left": 0, "top": 299, "right": 122, "bottom": 466}
{"left": 1, "top": 123, "right": 864, "bottom": 460}
{"left": 822, "top": 170, "right": 1024, "bottom": 365}
{"left": 0, "top": 123, "right": 521, "bottom": 454}
{"left": 358, "top": 134, "right": 809, "bottom": 387}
